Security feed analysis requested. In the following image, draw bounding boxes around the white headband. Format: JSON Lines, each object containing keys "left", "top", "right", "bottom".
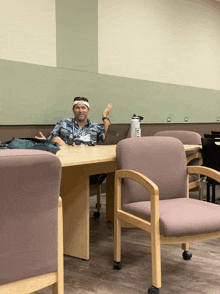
{"left": 73, "top": 101, "right": 90, "bottom": 109}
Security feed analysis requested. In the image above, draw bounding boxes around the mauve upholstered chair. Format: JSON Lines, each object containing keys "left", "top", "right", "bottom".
{"left": 154, "top": 130, "right": 203, "bottom": 199}
{"left": 0, "top": 149, "right": 64, "bottom": 294}
{"left": 113, "top": 137, "right": 220, "bottom": 294}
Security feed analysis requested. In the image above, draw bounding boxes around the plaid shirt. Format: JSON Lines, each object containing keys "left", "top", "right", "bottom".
{"left": 47, "top": 118, "right": 105, "bottom": 145}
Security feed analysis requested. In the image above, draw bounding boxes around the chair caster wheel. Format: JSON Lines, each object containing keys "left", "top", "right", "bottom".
{"left": 182, "top": 250, "right": 192, "bottom": 260}
{"left": 113, "top": 261, "right": 121, "bottom": 270}
{"left": 148, "top": 285, "right": 159, "bottom": 294}
{"left": 95, "top": 203, "right": 101, "bottom": 208}
{"left": 93, "top": 212, "right": 100, "bottom": 218}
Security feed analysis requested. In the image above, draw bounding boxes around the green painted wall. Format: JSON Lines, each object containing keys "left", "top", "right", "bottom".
{"left": 1, "top": 58, "right": 220, "bottom": 125}
{"left": 0, "top": 0, "right": 220, "bottom": 125}
{"left": 56, "top": 0, "right": 98, "bottom": 73}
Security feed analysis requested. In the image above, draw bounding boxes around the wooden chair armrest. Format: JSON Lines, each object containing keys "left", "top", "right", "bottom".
{"left": 115, "top": 170, "right": 159, "bottom": 232}
{"left": 58, "top": 196, "right": 62, "bottom": 207}
{"left": 187, "top": 166, "right": 220, "bottom": 183}
{"left": 115, "top": 169, "right": 158, "bottom": 195}
{"left": 187, "top": 152, "right": 202, "bottom": 164}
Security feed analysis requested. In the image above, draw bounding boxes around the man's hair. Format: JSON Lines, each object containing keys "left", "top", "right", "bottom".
{"left": 73, "top": 97, "right": 90, "bottom": 110}
{"left": 73, "top": 97, "right": 89, "bottom": 103}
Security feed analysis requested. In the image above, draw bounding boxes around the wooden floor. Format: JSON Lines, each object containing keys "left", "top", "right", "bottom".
{"left": 34, "top": 183, "right": 220, "bottom": 294}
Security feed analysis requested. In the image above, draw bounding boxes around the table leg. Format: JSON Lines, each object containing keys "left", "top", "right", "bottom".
{"left": 106, "top": 172, "right": 115, "bottom": 222}
{"left": 60, "top": 166, "right": 89, "bottom": 260}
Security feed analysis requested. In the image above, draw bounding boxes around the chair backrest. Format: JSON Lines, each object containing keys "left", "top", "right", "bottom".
{"left": 0, "top": 149, "right": 62, "bottom": 285}
{"left": 154, "top": 130, "right": 201, "bottom": 167}
{"left": 116, "top": 137, "right": 188, "bottom": 206}
{"left": 211, "top": 131, "right": 220, "bottom": 135}
{"left": 154, "top": 130, "right": 201, "bottom": 145}
{"left": 201, "top": 138, "right": 220, "bottom": 172}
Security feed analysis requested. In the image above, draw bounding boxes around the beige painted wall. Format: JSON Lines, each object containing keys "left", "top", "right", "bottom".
{"left": 98, "top": 0, "right": 220, "bottom": 90}
{"left": 0, "top": 0, "right": 56, "bottom": 67}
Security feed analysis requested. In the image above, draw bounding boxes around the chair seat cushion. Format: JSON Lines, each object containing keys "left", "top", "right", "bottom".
{"left": 123, "top": 198, "right": 220, "bottom": 237}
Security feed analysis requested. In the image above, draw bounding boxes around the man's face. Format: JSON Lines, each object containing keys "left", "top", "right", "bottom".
{"left": 73, "top": 103, "right": 90, "bottom": 123}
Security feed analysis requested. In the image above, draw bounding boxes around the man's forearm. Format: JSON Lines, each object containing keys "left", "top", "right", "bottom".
{"left": 102, "top": 103, "right": 112, "bottom": 140}
{"left": 52, "top": 136, "right": 67, "bottom": 146}
{"left": 103, "top": 119, "right": 110, "bottom": 141}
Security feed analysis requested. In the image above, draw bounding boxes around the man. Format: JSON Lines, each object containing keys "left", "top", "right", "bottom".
{"left": 35, "top": 97, "right": 112, "bottom": 146}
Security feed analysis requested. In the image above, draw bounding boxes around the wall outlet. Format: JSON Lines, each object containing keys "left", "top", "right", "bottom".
{"left": 184, "top": 117, "right": 188, "bottom": 122}
{"left": 167, "top": 117, "right": 171, "bottom": 122}
{"left": 217, "top": 117, "right": 220, "bottom": 122}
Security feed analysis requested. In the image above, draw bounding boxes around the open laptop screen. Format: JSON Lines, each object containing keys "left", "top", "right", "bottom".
{"left": 98, "top": 124, "right": 130, "bottom": 145}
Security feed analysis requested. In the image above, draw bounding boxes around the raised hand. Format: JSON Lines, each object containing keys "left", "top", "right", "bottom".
{"left": 35, "top": 132, "right": 46, "bottom": 140}
{"left": 102, "top": 103, "right": 112, "bottom": 117}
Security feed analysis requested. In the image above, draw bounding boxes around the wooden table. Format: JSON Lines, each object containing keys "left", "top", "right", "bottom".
{"left": 57, "top": 145, "right": 117, "bottom": 260}
{"left": 57, "top": 144, "right": 201, "bottom": 260}
{"left": 184, "top": 144, "right": 201, "bottom": 151}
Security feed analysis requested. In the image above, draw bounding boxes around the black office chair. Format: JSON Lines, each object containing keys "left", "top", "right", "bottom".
{"left": 204, "top": 134, "right": 220, "bottom": 138}
{"left": 201, "top": 138, "right": 220, "bottom": 203}
{"left": 211, "top": 131, "right": 220, "bottom": 135}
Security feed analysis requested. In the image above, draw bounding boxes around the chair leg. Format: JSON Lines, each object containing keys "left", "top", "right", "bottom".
{"left": 53, "top": 197, "right": 64, "bottom": 294}
{"left": 94, "top": 184, "right": 101, "bottom": 218}
{"left": 207, "top": 181, "right": 210, "bottom": 202}
{"left": 212, "top": 184, "right": 216, "bottom": 203}
{"left": 182, "top": 243, "right": 192, "bottom": 260}
{"left": 199, "top": 184, "right": 203, "bottom": 201}
{"left": 53, "top": 281, "right": 64, "bottom": 294}
{"left": 114, "top": 215, "right": 121, "bottom": 269}
{"left": 96, "top": 184, "right": 101, "bottom": 212}
{"left": 151, "top": 232, "right": 161, "bottom": 289}
{"left": 182, "top": 243, "right": 189, "bottom": 251}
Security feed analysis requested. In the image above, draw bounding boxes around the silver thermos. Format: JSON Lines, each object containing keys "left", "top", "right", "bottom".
{"left": 131, "top": 114, "right": 144, "bottom": 137}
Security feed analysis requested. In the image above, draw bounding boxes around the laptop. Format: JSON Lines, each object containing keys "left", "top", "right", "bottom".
{"left": 98, "top": 124, "right": 130, "bottom": 145}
